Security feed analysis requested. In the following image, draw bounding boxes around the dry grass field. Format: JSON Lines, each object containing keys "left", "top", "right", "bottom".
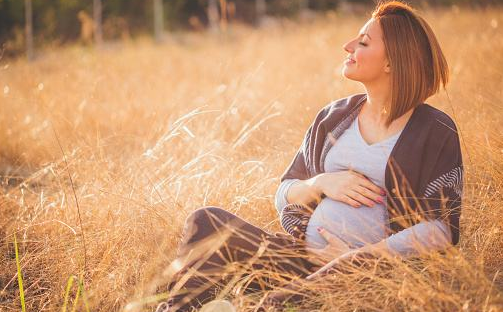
{"left": 1, "top": 5, "right": 502, "bottom": 312}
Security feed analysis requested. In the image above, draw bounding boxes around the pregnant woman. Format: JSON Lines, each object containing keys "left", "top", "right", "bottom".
{"left": 155, "top": 1, "right": 463, "bottom": 311}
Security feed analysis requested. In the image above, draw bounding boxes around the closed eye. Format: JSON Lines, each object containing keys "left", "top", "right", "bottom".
{"left": 358, "top": 42, "right": 367, "bottom": 46}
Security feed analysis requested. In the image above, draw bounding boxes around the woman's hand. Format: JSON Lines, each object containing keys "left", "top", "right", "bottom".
{"left": 307, "top": 239, "right": 391, "bottom": 281}
{"left": 306, "top": 227, "right": 351, "bottom": 263}
{"left": 311, "top": 170, "right": 385, "bottom": 208}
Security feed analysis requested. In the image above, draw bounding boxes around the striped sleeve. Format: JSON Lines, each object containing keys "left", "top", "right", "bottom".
{"left": 274, "top": 178, "right": 299, "bottom": 216}
{"left": 424, "top": 166, "right": 463, "bottom": 199}
{"left": 274, "top": 179, "right": 315, "bottom": 239}
{"left": 421, "top": 130, "right": 463, "bottom": 246}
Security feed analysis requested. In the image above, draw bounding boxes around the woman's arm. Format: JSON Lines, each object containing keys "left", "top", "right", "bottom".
{"left": 274, "top": 178, "right": 300, "bottom": 215}
{"left": 275, "top": 172, "right": 386, "bottom": 239}
{"left": 384, "top": 219, "right": 452, "bottom": 257}
{"left": 274, "top": 177, "right": 322, "bottom": 239}
{"left": 421, "top": 128, "right": 463, "bottom": 246}
{"left": 278, "top": 172, "right": 384, "bottom": 211}
{"left": 284, "top": 178, "right": 323, "bottom": 207}
{"left": 307, "top": 219, "right": 452, "bottom": 279}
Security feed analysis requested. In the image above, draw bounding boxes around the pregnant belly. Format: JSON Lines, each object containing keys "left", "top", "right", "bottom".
{"left": 305, "top": 197, "right": 389, "bottom": 249}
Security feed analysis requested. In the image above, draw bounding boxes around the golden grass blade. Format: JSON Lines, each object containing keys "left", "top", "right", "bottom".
{"left": 14, "top": 233, "right": 26, "bottom": 312}
{"left": 78, "top": 275, "right": 91, "bottom": 312}
{"left": 71, "top": 278, "right": 82, "bottom": 312}
{"left": 62, "top": 275, "right": 76, "bottom": 312}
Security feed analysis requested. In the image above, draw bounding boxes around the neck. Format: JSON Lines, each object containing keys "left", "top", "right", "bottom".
{"left": 362, "top": 81, "right": 392, "bottom": 126}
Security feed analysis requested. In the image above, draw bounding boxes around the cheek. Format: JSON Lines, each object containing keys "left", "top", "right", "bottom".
{"left": 356, "top": 49, "right": 386, "bottom": 73}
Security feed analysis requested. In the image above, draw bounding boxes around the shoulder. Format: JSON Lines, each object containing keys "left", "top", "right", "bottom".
{"left": 418, "top": 103, "right": 459, "bottom": 136}
{"left": 315, "top": 93, "right": 366, "bottom": 120}
{"left": 324, "top": 92, "right": 366, "bottom": 111}
{"left": 415, "top": 103, "right": 463, "bottom": 161}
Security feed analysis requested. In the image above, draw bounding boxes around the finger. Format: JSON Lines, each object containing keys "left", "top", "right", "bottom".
{"left": 358, "top": 177, "right": 386, "bottom": 196}
{"left": 342, "top": 194, "right": 361, "bottom": 208}
{"left": 347, "top": 190, "right": 375, "bottom": 207}
{"left": 317, "top": 227, "right": 342, "bottom": 245}
{"left": 355, "top": 185, "right": 383, "bottom": 204}
{"left": 348, "top": 169, "right": 365, "bottom": 178}
{"left": 319, "top": 228, "right": 349, "bottom": 251}
{"left": 317, "top": 227, "right": 335, "bottom": 243}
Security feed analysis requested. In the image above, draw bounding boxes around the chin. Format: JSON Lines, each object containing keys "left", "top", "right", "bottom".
{"left": 341, "top": 66, "right": 356, "bottom": 80}
{"left": 342, "top": 70, "right": 360, "bottom": 82}
{"left": 342, "top": 66, "right": 368, "bottom": 83}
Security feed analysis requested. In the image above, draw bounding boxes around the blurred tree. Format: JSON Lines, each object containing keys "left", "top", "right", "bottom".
{"left": 78, "top": 10, "right": 95, "bottom": 45}
{"left": 94, "top": 0, "right": 103, "bottom": 45}
{"left": 219, "top": 0, "right": 228, "bottom": 32}
{"left": 208, "top": 0, "right": 220, "bottom": 32}
{"left": 256, "top": 0, "right": 267, "bottom": 25}
{"left": 0, "top": 0, "right": 502, "bottom": 57}
{"left": 24, "top": 0, "right": 33, "bottom": 60}
{"left": 153, "top": 0, "right": 164, "bottom": 41}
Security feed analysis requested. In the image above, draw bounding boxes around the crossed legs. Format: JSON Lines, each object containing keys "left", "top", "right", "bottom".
{"left": 158, "top": 206, "right": 319, "bottom": 311}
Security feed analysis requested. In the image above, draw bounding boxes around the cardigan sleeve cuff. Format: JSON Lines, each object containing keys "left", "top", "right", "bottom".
{"left": 274, "top": 178, "right": 299, "bottom": 216}
{"left": 385, "top": 219, "right": 453, "bottom": 258}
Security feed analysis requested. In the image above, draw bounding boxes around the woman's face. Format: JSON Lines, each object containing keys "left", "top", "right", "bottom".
{"left": 342, "top": 18, "right": 390, "bottom": 83}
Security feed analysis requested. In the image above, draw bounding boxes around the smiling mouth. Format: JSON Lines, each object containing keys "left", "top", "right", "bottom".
{"left": 345, "top": 57, "right": 356, "bottom": 64}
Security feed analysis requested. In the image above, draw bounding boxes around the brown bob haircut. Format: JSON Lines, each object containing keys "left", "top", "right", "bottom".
{"left": 372, "top": 1, "right": 449, "bottom": 126}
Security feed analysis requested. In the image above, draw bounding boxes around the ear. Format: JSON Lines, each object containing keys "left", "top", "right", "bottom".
{"left": 384, "top": 61, "right": 391, "bottom": 73}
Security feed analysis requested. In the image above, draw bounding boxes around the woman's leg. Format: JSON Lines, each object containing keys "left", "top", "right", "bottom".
{"left": 160, "top": 206, "right": 318, "bottom": 311}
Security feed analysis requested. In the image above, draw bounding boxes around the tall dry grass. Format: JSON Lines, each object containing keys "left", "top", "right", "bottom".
{"left": 0, "top": 5, "right": 502, "bottom": 311}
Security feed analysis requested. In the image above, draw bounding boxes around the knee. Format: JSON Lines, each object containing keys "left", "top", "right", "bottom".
{"left": 185, "top": 206, "right": 233, "bottom": 227}
{"left": 180, "top": 206, "right": 237, "bottom": 246}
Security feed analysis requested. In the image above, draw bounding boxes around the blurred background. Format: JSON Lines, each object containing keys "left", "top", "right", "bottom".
{"left": 1, "top": 0, "right": 502, "bottom": 59}
{"left": 1, "top": 1, "right": 502, "bottom": 311}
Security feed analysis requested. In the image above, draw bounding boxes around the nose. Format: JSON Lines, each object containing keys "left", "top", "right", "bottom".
{"left": 343, "top": 39, "right": 355, "bottom": 54}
